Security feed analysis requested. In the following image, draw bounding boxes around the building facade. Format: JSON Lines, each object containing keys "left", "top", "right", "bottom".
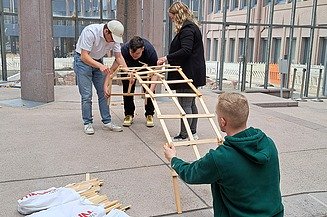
{"left": 202, "top": 0, "right": 327, "bottom": 65}
{"left": 1, "top": 0, "right": 326, "bottom": 82}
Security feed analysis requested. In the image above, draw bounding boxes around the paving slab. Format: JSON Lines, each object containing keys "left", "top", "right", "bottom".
{"left": 0, "top": 85, "right": 326, "bottom": 217}
{"left": 283, "top": 194, "right": 327, "bottom": 217}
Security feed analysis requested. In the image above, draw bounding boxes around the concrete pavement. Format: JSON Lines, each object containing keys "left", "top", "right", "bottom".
{"left": 0, "top": 85, "right": 326, "bottom": 216}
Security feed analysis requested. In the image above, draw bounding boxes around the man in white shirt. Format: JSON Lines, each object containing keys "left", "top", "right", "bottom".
{"left": 74, "top": 20, "right": 126, "bottom": 135}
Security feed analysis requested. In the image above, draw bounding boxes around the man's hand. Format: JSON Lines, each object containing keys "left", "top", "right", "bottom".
{"left": 157, "top": 56, "right": 167, "bottom": 65}
{"left": 104, "top": 84, "right": 110, "bottom": 98}
{"left": 99, "top": 64, "right": 111, "bottom": 74}
{"left": 163, "top": 143, "right": 176, "bottom": 162}
{"left": 128, "top": 72, "right": 135, "bottom": 85}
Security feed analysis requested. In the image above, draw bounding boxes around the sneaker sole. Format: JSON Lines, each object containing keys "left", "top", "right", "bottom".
{"left": 172, "top": 137, "right": 188, "bottom": 142}
{"left": 123, "top": 122, "right": 132, "bottom": 127}
{"left": 84, "top": 131, "right": 94, "bottom": 135}
{"left": 102, "top": 127, "right": 123, "bottom": 132}
{"left": 146, "top": 123, "right": 154, "bottom": 127}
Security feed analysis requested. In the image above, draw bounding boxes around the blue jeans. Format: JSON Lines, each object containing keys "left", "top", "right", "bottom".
{"left": 176, "top": 89, "right": 198, "bottom": 137}
{"left": 74, "top": 53, "right": 111, "bottom": 125}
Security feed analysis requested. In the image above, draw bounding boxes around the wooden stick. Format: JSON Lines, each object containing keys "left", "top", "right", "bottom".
{"left": 80, "top": 190, "right": 98, "bottom": 198}
{"left": 171, "top": 170, "right": 182, "bottom": 214}
{"left": 120, "top": 205, "right": 131, "bottom": 211}
{"left": 103, "top": 200, "right": 119, "bottom": 208}
{"left": 110, "top": 93, "right": 145, "bottom": 96}
{"left": 88, "top": 195, "right": 108, "bottom": 205}
{"left": 105, "top": 203, "right": 122, "bottom": 213}
{"left": 157, "top": 113, "right": 215, "bottom": 119}
{"left": 146, "top": 93, "right": 198, "bottom": 98}
{"left": 140, "top": 79, "right": 192, "bottom": 84}
{"left": 173, "top": 138, "right": 221, "bottom": 146}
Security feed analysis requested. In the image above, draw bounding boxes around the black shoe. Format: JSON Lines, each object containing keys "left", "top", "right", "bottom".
{"left": 172, "top": 134, "right": 187, "bottom": 141}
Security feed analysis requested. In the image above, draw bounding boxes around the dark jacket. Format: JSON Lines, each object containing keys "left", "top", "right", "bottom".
{"left": 171, "top": 127, "right": 284, "bottom": 217}
{"left": 167, "top": 20, "right": 206, "bottom": 89}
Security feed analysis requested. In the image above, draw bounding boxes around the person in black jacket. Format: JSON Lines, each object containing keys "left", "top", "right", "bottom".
{"left": 158, "top": 2, "right": 206, "bottom": 141}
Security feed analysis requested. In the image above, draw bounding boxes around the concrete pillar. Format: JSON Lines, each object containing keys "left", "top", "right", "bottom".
{"left": 116, "top": 0, "right": 164, "bottom": 56}
{"left": 19, "top": 0, "right": 54, "bottom": 103}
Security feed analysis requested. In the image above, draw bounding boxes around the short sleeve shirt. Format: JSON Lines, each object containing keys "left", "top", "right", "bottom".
{"left": 75, "top": 24, "right": 121, "bottom": 60}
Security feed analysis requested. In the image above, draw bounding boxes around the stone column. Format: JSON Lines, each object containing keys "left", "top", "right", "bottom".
{"left": 116, "top": 0, "right": 164, "bottom": 56}
{"left": 19, "top": 0, "right": 54, "bottom": 103}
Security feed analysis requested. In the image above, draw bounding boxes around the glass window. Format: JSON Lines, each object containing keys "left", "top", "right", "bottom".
{"left": 213, "top": 38, "right": 219, "bottom": 61}
{"left": 248, "top": 38, "right": 254, "bottom": 62}
{"left": 318, "top": 38, "right": 327, "bottom": 65}
{"left": 52, "top": 0, "right": 74, "bottom": 17}
{"left": 232, "top": 0, "right": 239, "bottom": 10}
{"left": 300, "top": 37, "right": 309, "bottom": 64}
{"left": 3, "top": 0, "right": 18, "bottom": 13}
{"left": 208, "top": 0, "right": 214, "bottom": 14}
{"left": 214, "top": 0, "right": 221, "bottom": 13}
{"left": 192, "top": 0, "right": 199, "bottom": 12}
{"left": 276, "top": 0, "right": 286, "bottom": 4}
{"left": 264, "top": 0, "right": 271, "bottom": 6}
{"left": 182, "top": 0, "right": 191, "bottom": 7}
{"left": 239, "top": 38, "right": 245, "bottom": 58}
{"left": 272, "top": 38, "right": 281, "bottom": 63}
{"left": 103, "top": 0, "right": 116, "bottom": 19}
{"left": 229, "top": 38, "right": 235, "bottom": 62}
{"left": 260, "top": 38, "right": 268, "bottom": 62}
{"left": 206, "top": 38, "right": 211, "bottom": 60}
{"left": 285, "top": 37, "right": 296, "bottom": 63}
{"left": 0, "top": 52, "right": 2, "bottom": 81}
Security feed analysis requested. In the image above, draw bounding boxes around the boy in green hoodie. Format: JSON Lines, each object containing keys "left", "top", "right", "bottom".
{"left": 164, "top": 92, "right": 284, "bottom": 217}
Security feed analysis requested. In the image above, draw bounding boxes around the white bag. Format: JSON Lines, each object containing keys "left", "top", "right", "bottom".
{"left": 17, "top": 187, "right": 80, "bottom": 215}
{"left": 27, "top": 198, "right": 106, "bottom": 217}
{"left": 106, "top": 208, "right": 130, "bottom": 217}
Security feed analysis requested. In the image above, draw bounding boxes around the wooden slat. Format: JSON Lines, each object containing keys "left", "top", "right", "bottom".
{"left": 145, "top": 93, "right": 198, "bottom": 98}
{"left": 171, "top": 170, "right": 182, "bottom": 214}
{"left": 105, "top": 203, "right": 122, "bottom": 213}
{"left": 157, "top": 113, "right": 215, "bottom": 119}
{"left": 110, "top": 93, "right": 145, "bottom": 96}
{"left": 120, "top": 205, "right": 131, "bottom": 211}
{"left": 172, "top": 138, "right": 222, "bottom": 147}
{"left": 139, "top": 79, "right": 192, "bottom": 84}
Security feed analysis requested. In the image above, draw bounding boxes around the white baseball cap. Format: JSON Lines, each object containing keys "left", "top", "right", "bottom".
{"left": 107, "top": 20, "right": 124, "bottom": 43}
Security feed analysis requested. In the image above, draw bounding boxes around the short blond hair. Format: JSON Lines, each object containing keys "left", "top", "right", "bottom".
{"left": 168, "top": 1, "right": 199, "bottom": 33}
{"left": 216, "top": 92, "right": 249, "bottom": 128}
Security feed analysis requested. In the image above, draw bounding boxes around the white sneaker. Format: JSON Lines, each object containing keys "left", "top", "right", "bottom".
{"left": 103, "top": 122, "right": 123, "bottom": 132}
{"left": 191, "top": 133, "right": 199, "bottom": 140}
{"left": 84, "top": 123, "right": 94, "bottom": 135}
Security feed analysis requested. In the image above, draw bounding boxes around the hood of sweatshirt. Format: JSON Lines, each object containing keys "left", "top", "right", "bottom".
{"left": 223, "top": 127, "right": 271, "bottom": 164}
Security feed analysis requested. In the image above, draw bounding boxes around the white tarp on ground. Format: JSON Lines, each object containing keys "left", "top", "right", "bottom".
{"left": 106, "top": 208, "right": 130, "bottom": 217}
{"left": 17, "top": 187, "right": 80, "bottom": 215}
{"left": 27, "top": 198, "right": 106, "bottom": 217}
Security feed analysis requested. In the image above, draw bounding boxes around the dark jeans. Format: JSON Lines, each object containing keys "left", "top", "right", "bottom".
{"left": 176, "top": 88, "right": 198, "bottom": 137}
{"left": 122, "top": 79, "right": 155, "bottom": 117}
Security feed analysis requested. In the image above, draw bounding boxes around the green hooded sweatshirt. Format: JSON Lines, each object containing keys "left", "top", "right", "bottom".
{"left": 171, "top": 127, "right": 284, "bottom": 217}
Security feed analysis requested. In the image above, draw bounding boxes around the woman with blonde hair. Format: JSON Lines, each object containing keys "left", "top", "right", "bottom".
{"left": 158, "top": 1, "right": 206, "bottom": 141}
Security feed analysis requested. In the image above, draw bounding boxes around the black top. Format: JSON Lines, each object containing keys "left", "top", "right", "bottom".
{"left": 167, "top": 20, "right": 206, "bottom": 89}
{"left": 121, "top": 38, "right": 158, "bottom": 67}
